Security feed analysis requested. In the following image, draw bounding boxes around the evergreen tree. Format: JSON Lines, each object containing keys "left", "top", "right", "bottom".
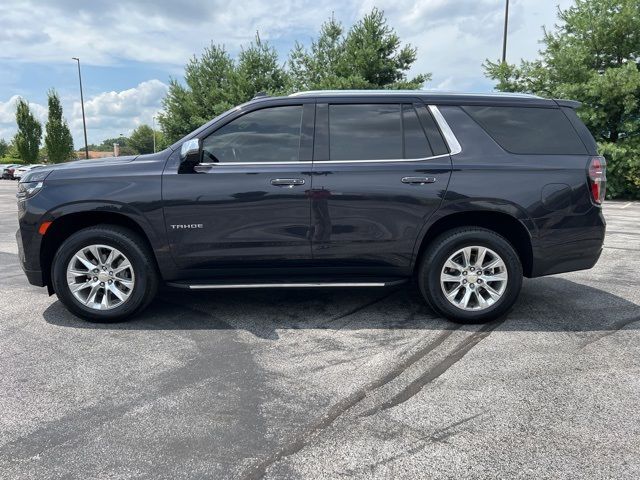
{"left": 0, "top": 138, "right": 8, "bottom": 158}
{"left": 159, "top": 9, "right": 430, "bottom": 143}
{"left": 288, "top": 9, "right": 430, "bottom": 91}
{"left": 14, "top": 98, "right": 42, "bottom": 164}
{"left": 44, "top": 89, "right": 74, "bottom": 163}
{"left": 484, "top": 0, "right": 640, "bottom": 198}
{"left": 158, "top": 37, "right": 288, "bottom": 143}
{"left": 129, "top": 124, "right": 155, "bottom": 154}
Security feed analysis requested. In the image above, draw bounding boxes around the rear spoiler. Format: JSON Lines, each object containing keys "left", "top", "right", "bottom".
{"left": 554, "top": 99, "right": 582, "bottom": 109}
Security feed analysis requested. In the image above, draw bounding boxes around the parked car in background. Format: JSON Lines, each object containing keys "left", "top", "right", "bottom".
{"left": 13, "top": 164, "right": 45, "bottom": 180}
{"left": 16, "top": 90, "right": 605, "bottom": 324}
{"left": 2, "top": 164, "right": 23, "bottom": 180}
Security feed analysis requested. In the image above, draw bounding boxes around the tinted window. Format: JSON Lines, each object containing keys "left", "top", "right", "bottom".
{"left": 403, "top": 104, "right": 433, "bottom": 158}
{"left": 464, "top": 106, "right": 587, "bottom": 155}
{"left": 329, "top": 104, "right": 402, "bottom": 160}
{"left": 416, "top": 105, "right": 449, "bottom": 156}
{"left": 203, "top": 106, "right": 302, "bottom": 163}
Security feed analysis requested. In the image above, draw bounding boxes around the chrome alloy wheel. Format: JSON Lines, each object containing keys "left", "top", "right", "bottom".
{"left": 66, "top": 244, "right": 135, "bottom": 310}
{"left": 440, "top": 246, "right": 508, "bottom": 311}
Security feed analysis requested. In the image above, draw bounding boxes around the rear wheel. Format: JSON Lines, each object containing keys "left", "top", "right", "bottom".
{"left": 52, "top": 225, "right": 158, "bottom": 322}
{"left": 418, "top": 227, "right": 523, "bottom": 323}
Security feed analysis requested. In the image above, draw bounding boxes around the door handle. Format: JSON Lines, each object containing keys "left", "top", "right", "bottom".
{"left": 401, "top": 176, "right": 436, "bottom": 185}
{"left": 270, "top": 178, "right": 305, "bottom": 187}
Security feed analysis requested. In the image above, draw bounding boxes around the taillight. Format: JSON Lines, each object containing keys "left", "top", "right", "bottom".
{"left": 588, "top": 156, "right": 606, "bottom": 205}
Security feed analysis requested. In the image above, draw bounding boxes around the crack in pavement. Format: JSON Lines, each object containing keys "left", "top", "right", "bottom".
{"left": 362, "top": 319, "right": 505, "bottom": 416}
{"left": 347, "top": 412, "right": 486, "bottom": 477}
{"left": 579, "top": 315, "right": 640, "bottom": 350}
{"left": 296, "top": 289, "right": 403, "bottom": 360}
{"left": 318, "top": 288, "right": 402, "bottom": 328}
{"left": 240, "top": 325, "right": 462, "bottom": 480}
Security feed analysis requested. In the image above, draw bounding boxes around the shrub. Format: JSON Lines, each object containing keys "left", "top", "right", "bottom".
{"left": 598, "top": 140, "right": 640, "bottom": 200}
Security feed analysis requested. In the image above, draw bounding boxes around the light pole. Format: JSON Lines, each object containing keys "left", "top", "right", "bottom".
{"left": 72, "top": 57, "right": 89, "bottom": 159}
{"left": 152, "top": 116, "right": 156, "bottom": 153}
{"left": 501, "top": 0, "right": 510, "bottom": 63}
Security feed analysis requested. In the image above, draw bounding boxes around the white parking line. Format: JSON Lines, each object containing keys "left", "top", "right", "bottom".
{"left": 620, "top": 202, "right": 633, "bottom": 209}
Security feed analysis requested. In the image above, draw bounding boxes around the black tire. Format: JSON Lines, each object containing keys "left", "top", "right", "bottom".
{"left": 51, "top": 225, "right": 159, "bottom": 322}
{"left": 418, "top": 227, "right": 523, "bottom": 323}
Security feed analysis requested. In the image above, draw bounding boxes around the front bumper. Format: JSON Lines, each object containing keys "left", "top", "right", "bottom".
{"left": 16, "top": 198, "right": 46, "bottom": 287}
{"left": 16, "top": 222, "right": 45, "bottom": 287}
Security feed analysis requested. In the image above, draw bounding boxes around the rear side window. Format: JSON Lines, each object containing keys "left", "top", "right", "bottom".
{"left": 416, "top": 105, "right": 449, "bottom": 156}
{"left": 403, "top": 104, "right": 433, "bottom": 158}
{"left": 463, "top": 106, "right": 587, "bottom": 155}
{"left": 326, "top": 103, "right": 450, "bottom": 160}
{"left": 329, "top": 104, "right": 402, "bottom": 160}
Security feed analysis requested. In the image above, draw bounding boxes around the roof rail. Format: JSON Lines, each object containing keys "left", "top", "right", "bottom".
{"left": 289, "top": 89, "right": 422, "bottom": 96}
{"left": 289, "top": 89, "right": 542, "bottom": 99}
{"left": 554, "top": 99, "right": 582, "bottom": 109}
{"left": 252, "top": 92, "right": 269, "bottom": 100}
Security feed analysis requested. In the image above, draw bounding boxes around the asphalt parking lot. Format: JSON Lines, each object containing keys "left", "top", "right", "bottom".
{"left": 0, "top": 178, "right": 639, "bottom": 479}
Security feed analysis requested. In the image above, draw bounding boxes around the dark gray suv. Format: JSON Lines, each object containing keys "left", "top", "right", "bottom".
{"left": 16, "top": 90, "right": 606, "bottom": 324}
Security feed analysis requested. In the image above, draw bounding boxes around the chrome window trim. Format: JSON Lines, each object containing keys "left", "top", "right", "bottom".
{"left": 195, "top": 104, "right": 461, "bottom": 167}
{"left": 196, "top": 153, "right": 451, "bottom": 167}
{"left": 428, "top": 105, "right": 462, "bottom": 155}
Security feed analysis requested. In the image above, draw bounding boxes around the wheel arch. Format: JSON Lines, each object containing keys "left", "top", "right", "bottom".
{"left": 40, "top": 210, "right": 160, "bottom": 292}
{"left": 413, "top": 210, "right": 534, "bottom": 278}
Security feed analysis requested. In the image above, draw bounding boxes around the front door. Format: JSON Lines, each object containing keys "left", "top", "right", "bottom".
{"left": 162, "top": 102, "right": 314, "bottom": 272}
{"left": 309, "top": 100, "right": 453, "bottom": 274}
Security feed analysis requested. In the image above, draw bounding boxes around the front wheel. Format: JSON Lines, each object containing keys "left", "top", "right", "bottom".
{"left": 418, "top": 227, "right": 523, "bottom": 323}
{"left": 51, "top": 225, "right": 158, "bottom": 322}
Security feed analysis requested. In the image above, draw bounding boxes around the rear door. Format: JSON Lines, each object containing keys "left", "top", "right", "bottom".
{"left": 309, "top": 98, "right": 453, "bottom": 273}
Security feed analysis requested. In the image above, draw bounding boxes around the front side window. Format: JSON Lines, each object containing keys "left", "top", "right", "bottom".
{"left": 202, "top": 106, "right": 303, "bottom": 163}
{"left": 329, "top": 104, "right": 402, "bottom": 160}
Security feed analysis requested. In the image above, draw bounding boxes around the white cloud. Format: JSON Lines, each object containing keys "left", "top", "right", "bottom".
{"left": 1, "top": 81, "right": 167, "bottom": 147}
{"left": 0, "top": 0, "right": 578, "bottom": 147}
{"left": 354, "top": 0, "right": 574, "bottom": 91}
{"left": 0, "top": 0, "right": 574, "bottom": 77}
{"left": 0, "top": 0, "right": 352, "bottom": 66}
{"left": 73, "top": 79, "right": 168, "bottom": 141}
{"left": 0, "top": 96, "right": 47, "bottom": 143}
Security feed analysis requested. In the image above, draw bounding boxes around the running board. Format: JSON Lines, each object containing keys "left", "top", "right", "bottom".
{"left": 166, "top": 279, "right": 407, "bottom": 290}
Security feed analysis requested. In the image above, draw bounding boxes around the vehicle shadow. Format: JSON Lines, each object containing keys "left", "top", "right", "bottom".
{"left": 42, "top": 277, "right": 640, "bottom": 340}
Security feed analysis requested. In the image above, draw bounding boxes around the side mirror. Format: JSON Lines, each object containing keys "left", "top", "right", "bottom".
{"left": 180, "top": 138, "right": 200, "bottom": 161}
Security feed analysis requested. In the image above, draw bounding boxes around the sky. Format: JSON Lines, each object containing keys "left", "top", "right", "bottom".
{"left": 0, "top": 0, "right": 573, "bottom": 147}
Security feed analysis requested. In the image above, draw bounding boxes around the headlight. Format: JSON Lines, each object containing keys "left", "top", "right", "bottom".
{"left": 16, "top": 181, "right": 44, "bottom": 200}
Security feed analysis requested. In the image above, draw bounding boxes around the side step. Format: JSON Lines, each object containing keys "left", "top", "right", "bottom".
{"left": 166, "top": 278, "right": 408, "bottom": 290}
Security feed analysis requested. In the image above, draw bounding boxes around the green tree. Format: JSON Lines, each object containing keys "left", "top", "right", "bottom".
{"left": 158, "top": 35, "right": 288, "bottom": 143}
{"left": 159, "top": 9, "right": 429, "bottom": 143}
{"left": 88, "top": 136, "right": 130, "bottom": 153}
{"left": 288, "top": 16, "right": 356, "bottom": 90}
{"left": 0, "top": 138, "right": 8, "bottom": 158}
{"left": 154, "top": 129, "right": 169, "bottom": 150}
{"left": 288, "top": 9, "right": 430, "bottom": 91}
{"left": 44, "top": 89, "right": 74, "bottom": 163}
{"left": 14, "top": 98, "right": 42, "bottom": 164}
{"left": 129, "top": 124, "right": 155, "bottom": 154}
{"left": 0, "top": 142, "right": 21, "bottom": 163}
{"left": 159, "top": 45, "right": 237, "bottom": 143}
{"left": 236, "top": 33, "right": 290, "bottom": 99}
{"left": 484, "top": 0, "right": 640, "bottom": 198}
